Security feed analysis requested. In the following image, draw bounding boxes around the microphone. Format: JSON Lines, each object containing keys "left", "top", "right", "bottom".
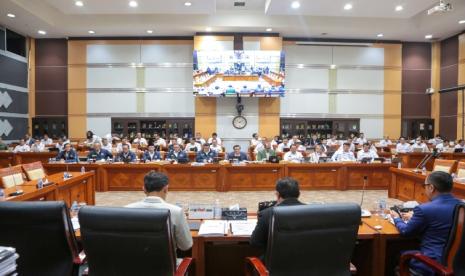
{"left": 8, "top": 164, "right": 23, "bottom": 196}
{"left": 360, "top": 175, "right": 369, "bottom": 222}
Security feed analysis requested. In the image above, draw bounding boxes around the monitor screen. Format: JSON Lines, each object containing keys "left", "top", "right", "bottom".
{"left": 193, "top": 50, "right": 285, "bottom": 97}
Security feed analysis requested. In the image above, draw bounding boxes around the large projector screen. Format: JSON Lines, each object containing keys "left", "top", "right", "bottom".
{"left": 193, "top": 50, "right": 285, "bottom": 97}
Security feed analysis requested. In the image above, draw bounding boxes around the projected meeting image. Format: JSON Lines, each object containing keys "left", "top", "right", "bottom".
{"left": 193, "top": 50, "right": 285, "bottom": 97}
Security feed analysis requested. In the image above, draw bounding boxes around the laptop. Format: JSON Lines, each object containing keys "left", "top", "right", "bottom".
{"left": 454, "top": 148, "right": 464, "bottom": 153}
{"left": 268, "top": 156, "right": 279, "bottom": 163}
{"left": 318, "top": 157, "right": 331, "bottom": 163}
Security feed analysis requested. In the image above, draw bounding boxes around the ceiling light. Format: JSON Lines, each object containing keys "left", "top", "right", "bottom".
{"left": 184, "top": 2, "right": 192, "bottom": 6}
{"left": 7, "top": 13, "right": 15, "bottom": 18}
{"left": 38, "top": 30, "right": 46, "bottom": 35}
{"left": 330, "top": 64, "right": 337, "bottom": 69}
{"left": 205, "top": 27, "right": 212, "bottom": 32}
{"left": 88, "top": 30, "right": 95, "bottom": 34}
{"left": 377, "top": 33, "right": 384, "bottom": 37}
{"left": 459, "top": 20, "right": 465, "bottom": 24}
{"left": 425, "top": 34, "right": 433, "bottom": 39}
{"left": 147, "top": 30, "right": 153, "bottom": 34}
{"left": 291, "top": 1, "right": 300, "bottom": 9}
{"left": 395, "top": 5, "right": 403, "bottom": 11}
{"left": 75, "top": 1, "right": 84, "bottom": 7}
{"left": 129, "top": 1, "right": 138, "bottom": 7}
{"left": 266, "top": 28, "right": 272, "bottom": 32}
{"left": 344, "top": 3, "right": 353, "bottom": 10}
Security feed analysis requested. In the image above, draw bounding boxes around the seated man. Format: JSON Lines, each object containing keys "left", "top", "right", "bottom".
{"left": 116, "top": 137, "right": 132, "bottom": 153}
{"left": 390, "top": 171, "right": 461, "bottom": 276}
{"left": 154, "top": 133, "right": 167, "bottom": 148}
{"left": 210, "top": 139, "right": 223, "bottom": 153}
{"left": 357, "top": 142, "right": 379, "bottom": 161}
{"left": 132, "top": 132, "right": 148, "bottom": 147}
{"left": 196, "top": 143, "right": 218, "bottom": 163}
{"left": 283, "top": 144, "right": 303, "bottom": 163}
{"left": 331, "top": 143, "right": 356, "bottom": 162}
{"left": 87, "top": 142, "right": 113, "bottom": 161}
{"left": 56, "top": 143, "right": 79, "bottom": 163}
{"left": 194, "top": 132, "right": 206, "bottom": 145}
{"left": 126, "top": 171, "right": 193, "bottom": 262}
{"left": 166, "top": 144, "right": 188, "bottom": 163}
{"left": 207, "top": 132, "right": 222, "bottom": 146}
{"left": 30, "top": 138, "right": 45, "bottom": 152}
{"left": 55, "top": 137, "right": 65, "bottom": 152}
{"left": 185, "top": 137, "right": 201, "bottom": 152}
{"left": 396, "top": 137, "right": 412, "bottom": 153}
{"left": 101, "top": 137, "right": 113, "bottom": 152}
{"left": 13, "top": 139, "right": 30, "bottom": 152}
{"left": 142, "top": 144, "right": 161, "bottom": 162}
{"left": 276, "top": 138, "right": 291, "bottom": 153}
{"left": 250, "top": 177, "right": 304, "bottom": 252}
{"left": 227, "top": 145, "right": 249, "bottom": 162}
{"left": 412, "top": 138, "right": 430, "bottom": 152}
{"left": 40, "top": 133, "right": 53, "bottom": 146}
{"left": 115, "top": 144, "right": 136, "bottom": 163}
{"left": 256, "top": 141, "right": 277, "bottom": 161}
{"left": 309, "top": 144, "right": 327, "bottom": 163}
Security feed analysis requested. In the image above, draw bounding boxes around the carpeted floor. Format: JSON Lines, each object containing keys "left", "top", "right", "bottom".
{"left": 95, "top": 190, "right": 404, "bottom": 211}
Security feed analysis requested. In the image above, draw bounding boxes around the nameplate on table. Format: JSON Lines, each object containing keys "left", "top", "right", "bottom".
{"left": 188, "top": 204, "right": 214, "bottom": 220}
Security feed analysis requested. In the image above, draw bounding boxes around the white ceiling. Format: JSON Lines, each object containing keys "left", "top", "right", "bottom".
{"left": 0, "top": 0, "right": 464, "bottom": 41}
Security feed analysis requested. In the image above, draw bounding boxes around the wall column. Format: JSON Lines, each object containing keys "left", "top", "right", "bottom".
{"left": 431, "top": 42, "right": 441, "bottom": 135}
{"left": 67, "top": 40, "right": 87, "bottom": 139}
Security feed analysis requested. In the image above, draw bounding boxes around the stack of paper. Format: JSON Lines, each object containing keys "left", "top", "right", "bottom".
{"left": 198, "top": 220, "right": 227, "bottom": 236}
{"left": 0, "top": 246, "right": 18, "bottom": 275}
{"left": 229, "top": 219, "right": 257, "bottom": 236}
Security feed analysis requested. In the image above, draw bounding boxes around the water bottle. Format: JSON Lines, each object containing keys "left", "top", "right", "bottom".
{"left": 214, "top": 199, "right": 222, "bottom": 219}
{"left": 37, "top": 178, "right": 43, "bottom": 189}
{"left": 0, "top": 188, "right": 4, "bottom": 200}
{"left": 422, "top": 166, "right": 427, "bottom": 175}
{"left": 81, "top": 166, "right": 85, "bottom": 174}
{"left": 71, "top": 201, "right": 79, "bottom": 216}
{"left": 397, "top": 161, "right": 402, "bottom": 169}
{"left": 378, "top": 199, "right": 387, "bottom": 219}
{"left": 64, "top": 172, "right": 69, "bottom": 179}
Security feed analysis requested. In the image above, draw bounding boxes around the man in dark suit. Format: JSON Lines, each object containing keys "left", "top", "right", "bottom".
{"left": 250, "top": 177, "right": 304, "bottom": 254}
{"left": 196, "top": 143, "right": 218, "bottom": 163}
{"left": 390, "top": 171, "right": 461, "bottom": 275}
{"left": 115, "top": 144, "right": 136, "bottom": 163}
{"left": 142, "top": 144, "right": 161, "bottom": 162}
{"left": 226, "top": 145, "right": 248, "bottom": 162}
{"left": 55, "top": 143, "right": 79, "bottom": 163}
{"left": 166, "top": 144, "right": 188, "bottom": 163}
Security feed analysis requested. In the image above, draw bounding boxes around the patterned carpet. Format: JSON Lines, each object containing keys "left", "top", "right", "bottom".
{"left": 96, "top": 190, "right": 404, "bottom": 211}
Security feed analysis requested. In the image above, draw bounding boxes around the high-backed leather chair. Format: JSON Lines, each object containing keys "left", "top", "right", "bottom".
{"left": 0, "top": 201, "right": 82, "bottom": 276}
{"left": 400, "top": 203, "right": 465, "bottom": 276}
{"left": 78, "top": 206, "right": 193, "bottom": 276}
{"left": 22, "top": 161, "right": 46, "bottom": 181}
{"left": 246, "top": 203, "right": 361, "bottom": 276}
{"left": 433, "top": 159, "right": 458, "bottom": 174}
{"left": 0, "top": 165, "right": 25, "bottom": 188}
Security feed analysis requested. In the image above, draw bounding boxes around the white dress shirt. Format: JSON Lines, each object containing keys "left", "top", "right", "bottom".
{"left": 309, "top": 152, "right": 326, "bottom": 163}
{"left": 396, "top": 143, "right": 412, "bottom": 153}
{"left": 326, "top": 139, "right": 339, "bottom": 146}
{"left": 155, "top": 138, "right": 167, "bottom": 148}
{"left": 55, "top": 143, "right": 64, "bottom": 152}
{"left": 355, "top": 137, "right": 367, "bottom": 144}
{"left": 331, "top": 151, "right": 356, "bottom": 162}
{"left": 41, "top": 138, "right": 53, "bottom": 145}
{"left": 210, "top": 145, "right": 222, "bottom": 153}
{"left": 185, "top": 142, "right": 201, "bottom": 152}
{"left": 207, "top": 137, "right": 222, "bottom": 145}
{"left": 133, "top": 137, "right": 148, "bottom": 146}
{"left": 102, "top": 143, "right": 113, "bottom": 152}
{"left": 13, "top": 144, "right": 30, "bottom": 152}
{"left": 412, "top": 143, "right": 429, "bottom": 152}
{"left": 30, "top": 143, "right": 45, "bottom": 152}
{"left": 126, "top": 196, "right": 193, "bottom": 251}
{"left": 379, "top": 139, "right": 392, "bottom": 146}
{"left": 277, "top": 142, "right": 291, "bottom": 153}
{"left": 116, "top": 142, "right": 132, "bottom": 153}
{"left": 357, "top": 150, "right": 379, "bottom": 161}
{"left": 284, "top": 151, "right": 303, "bottom": 163}
{"left": 251, "top": 138, "right": 260, "bottom": 146}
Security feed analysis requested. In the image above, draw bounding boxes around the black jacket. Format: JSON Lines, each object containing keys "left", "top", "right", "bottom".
{"left": 250, "top": 198, "right": 304, "bottom": 252}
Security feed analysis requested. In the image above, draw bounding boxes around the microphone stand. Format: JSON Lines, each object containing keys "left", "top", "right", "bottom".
{"left": 413, "top": 150, "right": 439, "bottom": 173}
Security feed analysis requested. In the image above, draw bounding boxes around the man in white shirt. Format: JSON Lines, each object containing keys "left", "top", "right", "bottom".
{"left": 270, "top": 136, "right": 280, "bottom": 149}
{"left": 284, "top": 145, "right": 303, "bottom": 163}
{"left": 30, "top": 138, "right": 45, "bottom": 152}
{"left": 379, "top": 136, "right": 393, "bottom": 147}
{"left": 116, "top": 137, "right": 132, "bottom": 153}
{"left": 250, "top": 133, "right": 260, "bottom": 147}
{"left": 337, "top": 138, "right": 355, "bottom": 152}
{"left": 454, "top": 139, "right": 465, "bottom": 150}
{"left": 309, "top": 145, "right": 327, "bottom": 163}
{"left": 412, "top": 138, "right": 430, "bottom": 152}
{"left": 185, "top": 137, "right": 201, "bottom": 152}
{"left": 13, "top": 139, "right": 30, "bottom": 152}
{"left": 210, "top": 139, "right": 223, "bottom": 153}
{"left": 55, "top": 137, "right": 65, "bottom": 152}
{"left": 41, "top": 134, "right": 53, "bottom": 146}
{"left": 288, "top": 135, "right": 301, "bottom": 146}
{"left": 396, "top": 137, "right": 412, "bottom": 153}
{"left": 101, "top": 138, "right": 113, "bottom": 152}
{"left": 126, "top": 171, "right": 193, "bottom": 260}
{"left": 154, "top": 133, "right": 167, "bottom": 148}
{"left": 132, "top": 132, "right": 148, "bottom": 147}
{"left": 207, "top": 132, "right": 222, "bottom": 146}
{"left": 357, "top": 143, "right": 379, "bottom": 161}
{"left": 326, "top": 135, "right": 339, "bottom": 146}
{"left": 277, "top": 138, "right": 291, "bottom": 153}
{"left": 85, "top": 131, "right": 101, "bottom": 147}
{"left": 254, "top": 137, "right": 268, "bottom": 153}
{"left": 355, "top": 133, "right": 367, "bottom": 144}
{"left": 194, "top": 132, "right": 206, "bottom": 145}
{"left": 171, "top": 133, "right": 184, "bottom": 146}
{"left": 332, "top": 143, "right": 356, "bottom": 162}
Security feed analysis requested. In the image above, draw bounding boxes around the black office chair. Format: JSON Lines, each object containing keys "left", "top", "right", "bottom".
{"left": 246, "top": 203, "right": 361, "bottom": 276}
{"left": 0, "top": 201, "right": 82, "bottom": 276}
{"left": 400, "top": 203, "right": 465, "bottom": 276}
{"left": 78, "top": 206, "right": 194, "bottom": 276}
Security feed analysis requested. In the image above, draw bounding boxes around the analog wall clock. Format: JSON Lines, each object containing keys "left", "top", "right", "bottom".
{"left": 232, "top": 115, "right": 247, "bottom": 129}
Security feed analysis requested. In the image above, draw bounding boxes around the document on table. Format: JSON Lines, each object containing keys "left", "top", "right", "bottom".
{"left": 71, "top": 217, "right": 80, "bottom": 230}
{"left": 229, "top": 219, "right": 257, "bottom": 236}
{"left": 198, "top": 220, "right": 227, "bottom": 236}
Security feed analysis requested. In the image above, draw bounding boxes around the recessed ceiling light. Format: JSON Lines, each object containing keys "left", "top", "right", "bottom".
{"left": 425, "top": 34, "right": 433, "bottom": 39}
{"left": 330, "top": 64, "right": 337, "bottom": 69}
{"left": 7, "top": 13, "right": 15, "bottom": 18}
{"left": 205, "top": 27, "right": 212, "bottom": 32}
{"left": 291, "top": 1, "right": 300, "bottom": 9}
{"left": 88, "top": 30, "right": 95, "bottom": 34}
{"left": 377, "top": 33, "right": 384, "bottom": 37}
{"left": 459, "top": 20, "right": 465, "bottom": 24}
{"left": 184, "top": 2, "right": 192, "bottom": 6}
{"left": 395, "top": 5, "right": 403, "bottom": 11}
{"left": 147, "top": 30, "right": 153, "bottom": 34}
{"left": 38, "top": 30, "right": 46, "bottom": 35}
{"left": 75, "top": 1, "right": 84, "bottom": 7}
{"left": 129, "top": 1, "right": 138, "bottom": 7}
{"left": 344, "top": 3, "right": 353, "bottom": 10}
{"left": 266, "top": 28, "right": 272, "bottom": 32}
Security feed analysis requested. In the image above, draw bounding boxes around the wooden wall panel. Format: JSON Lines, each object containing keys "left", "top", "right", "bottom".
{"left": 440, "top": 36, "right": 459, "bottom": 140}
{"left": 431, "top": 42, "right": 441, "bottom": 134}
{"left": 27, "top": 38, "right": 35, "bottom": 132}
{"left": 458, "top": 34, "right": 465, "bottom": 139}
{"left": 195, "top": 97, "right": 216, "bottom": 138}
{"left": 67, "top": 40, "right": 87, "bottom": 139}
{"left": 259, "top": 98, "right": 280, "bottom": 138}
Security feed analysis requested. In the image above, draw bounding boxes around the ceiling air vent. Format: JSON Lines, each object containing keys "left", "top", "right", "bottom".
{"left": 234, "top": 1, "right": 246, "bottom": 7}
